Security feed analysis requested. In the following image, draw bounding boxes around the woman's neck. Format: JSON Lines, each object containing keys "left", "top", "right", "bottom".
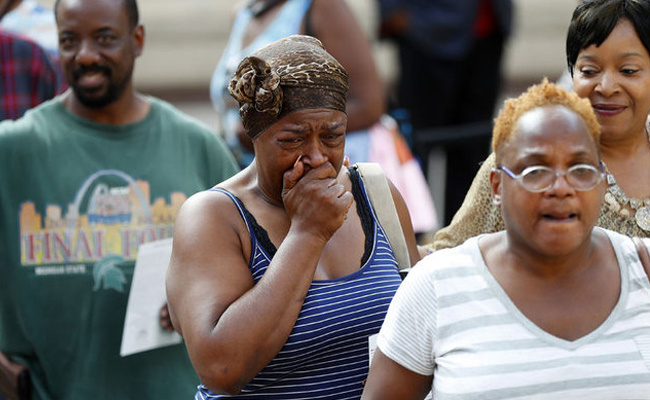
{"left": 248, "top": 163, "right": 284, "bottom": 208}
{"left": 600, "top": 125, "right": 649, "bottom": 161}
{"left": 485, "top": 231, "right": 601, "bottom": 280}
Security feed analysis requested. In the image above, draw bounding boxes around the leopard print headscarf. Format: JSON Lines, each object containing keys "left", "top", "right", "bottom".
{"left": 228, "top": 35, "right": 349, "bottom": 138}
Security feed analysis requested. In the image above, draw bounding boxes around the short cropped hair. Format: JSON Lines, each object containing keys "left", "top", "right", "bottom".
{"left": 566, "top": 0, "right": 650, "bottom": 75}
{"left": 55, "top": 0, "right": 139, "bottom": 29}
{"left": 492, "top": 79, "right": 601, "bottom": 161}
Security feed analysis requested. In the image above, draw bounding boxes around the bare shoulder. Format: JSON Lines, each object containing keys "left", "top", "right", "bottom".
{"left": 176, "top": 186, "right": 238, "bottom": 227}
{"left": 172, "top": 174, "right": 253, "bottom": 265}
{"left": 179, "top": 169, "right": 250, "bottom": 223}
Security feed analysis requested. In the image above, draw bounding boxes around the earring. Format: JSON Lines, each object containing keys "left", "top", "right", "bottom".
{"left": 492, "top": 195, "right": 501, "bottom": 205}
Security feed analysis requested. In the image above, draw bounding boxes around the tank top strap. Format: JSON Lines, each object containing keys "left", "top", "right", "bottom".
{"left": 209, "top": 187, "right": 260, "bottom": 254}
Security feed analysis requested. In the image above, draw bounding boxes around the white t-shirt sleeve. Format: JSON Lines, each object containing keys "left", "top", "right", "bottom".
{"left": 376, "top": 258, "right": 438, "bottom": 376}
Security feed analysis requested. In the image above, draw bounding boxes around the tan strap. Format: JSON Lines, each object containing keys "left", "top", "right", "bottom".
{"left": 633, "top": 237, "right": 650, "bottom": 279}
{"left": 356, "top": 163, "right": 410, "bottom": 270}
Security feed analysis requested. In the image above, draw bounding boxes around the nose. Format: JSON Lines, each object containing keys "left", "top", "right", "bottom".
{"left": 595, "top": 70, "right": 619, "bottom": 97}
{"left": 546, "top": 172, "right": 574, "bottom": 197}
{"left": 301, "top": 139, "right": 328, "bottom": 168}
{"left": 75, "top": 39, "right": 101, "bottom": 65}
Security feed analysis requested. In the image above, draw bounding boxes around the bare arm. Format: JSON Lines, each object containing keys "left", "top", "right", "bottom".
{"left": 166, "top": 162, "right": 352, "bottom": 395}
{"left": 308, "top": 0, "right": 385, "bottom": 132}
{"left": 362, "top": 349, "right": 432, "bottom": 400}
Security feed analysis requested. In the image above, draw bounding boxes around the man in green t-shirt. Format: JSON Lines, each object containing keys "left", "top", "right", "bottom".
{"left": 0, "top": 0, "right": 239, "bottom": 398}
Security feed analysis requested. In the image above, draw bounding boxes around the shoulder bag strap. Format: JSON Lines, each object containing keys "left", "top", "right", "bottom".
{"left": 356, "top": 162, "right": 411, "bottom": 270}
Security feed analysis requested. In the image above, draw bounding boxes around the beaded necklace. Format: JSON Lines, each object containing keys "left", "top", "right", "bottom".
{"left": 603, "top": 121, "right": 650, "bottom": 231}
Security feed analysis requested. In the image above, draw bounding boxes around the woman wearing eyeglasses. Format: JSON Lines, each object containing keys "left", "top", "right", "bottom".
{"left": 360, "top": 81, "right": 650, "bottom": 399}
{"left": 432, "top": 0, "right": 650, "bottom": 250}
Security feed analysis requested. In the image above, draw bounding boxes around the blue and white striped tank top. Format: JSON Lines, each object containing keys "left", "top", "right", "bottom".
{"left": 196, "top": 168, "right": 403, "bottom": 399}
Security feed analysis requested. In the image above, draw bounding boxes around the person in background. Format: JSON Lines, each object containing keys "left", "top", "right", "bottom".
{"left": 432, "top": 0, "right": 650, "bottom": 250}
{"left": 0, "top": 0, "right": 238, "bottom": 398}
{"left": 377, "top": 0, "right": 512, "bottom": 225}
{"left": 211, "top": 0, "right": 437, "bottom": 235}
{"left": 1, "top": 0, "right": 58, "bottom": 59}
{"left": 0, "top": 0, "right": 63, "bottom": 120}
{"left": 1, "top": 0, "right": 67, "bottom": 91}
{"left": 211, "top": 0, "right": 385, "bottom": 167}
{"left": 167, "top": 35, "right": 420, "bottom": 399}
{"left": 362, "top": 80, "right": 650, "bottom": 399}
{"left": 0, "top": 28, "right": 60, "bottom": 120}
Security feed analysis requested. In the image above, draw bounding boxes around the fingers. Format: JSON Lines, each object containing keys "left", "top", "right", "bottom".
{"left": 160, "top": 303, "right": 175, "bottom": 332}
{"left": 282, "top": 156, "right": 305, "bottom": 194}
{"left": 305, "top": 160, "right": 338, "bottom": 180}
{"left": 327, "top": 179, "right": 349, "bottom": 199}
{"left": 327, "top": 178, "right": 353, "bottom": 212}
{"left": 283, "top": 157, "right": 339, "bottom": 194}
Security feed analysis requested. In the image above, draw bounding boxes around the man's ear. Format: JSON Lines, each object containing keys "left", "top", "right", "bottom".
{"left": 133, "top": 25, "right": 145, "bottom": 57}
{"left": 489, "top": 168, "right": 502, "bottom": 205}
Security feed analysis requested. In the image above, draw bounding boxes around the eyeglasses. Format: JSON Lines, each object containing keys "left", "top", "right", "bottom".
{"left": 496, "top": 162, "right": 605, "bottom": 193}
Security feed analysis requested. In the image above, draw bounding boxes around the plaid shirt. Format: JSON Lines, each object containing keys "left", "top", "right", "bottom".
{"left": 0, "top": 29, "right": 63, "bottom": 121}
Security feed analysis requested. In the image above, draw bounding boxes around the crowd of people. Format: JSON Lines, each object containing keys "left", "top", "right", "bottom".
{"left": 0, "top": 0, "right": 649, "bottom": 399}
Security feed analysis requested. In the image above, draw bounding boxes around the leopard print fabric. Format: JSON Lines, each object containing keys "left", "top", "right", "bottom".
{"left": 430, "top": 148, "right": 650, "bottom": 252}
{"left": 228, "top": 35, "right": 349, "bottom": 138}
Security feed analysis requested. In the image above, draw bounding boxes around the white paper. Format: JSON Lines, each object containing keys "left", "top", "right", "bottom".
{"left": 120, "top": 238, "right": 182, "bottom": 357}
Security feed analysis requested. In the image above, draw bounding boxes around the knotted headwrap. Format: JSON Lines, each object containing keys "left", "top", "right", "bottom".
{"left": 228, "top": 35, "right": 349, "bottom": 138}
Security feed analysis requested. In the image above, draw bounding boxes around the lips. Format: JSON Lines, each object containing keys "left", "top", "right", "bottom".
{"left": 78, "top": 71, "right": 105, "bottom": 88}
{"left": 541, "top": 211, "right": 578, "bottom": 222}
{"left": 73, "top": 66, "right": 111, "bottom": 90}
{"left": 592, "top": 103, "right": 626, "bottom": 117}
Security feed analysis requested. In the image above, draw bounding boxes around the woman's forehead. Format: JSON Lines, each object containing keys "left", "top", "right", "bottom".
{"left": 504, "top": 106, "right": 597, "bottom": 159}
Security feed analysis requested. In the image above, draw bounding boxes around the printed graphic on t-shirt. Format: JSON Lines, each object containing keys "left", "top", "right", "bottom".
{"left": 19, "top": 170, "right": 187, "bottom": 290}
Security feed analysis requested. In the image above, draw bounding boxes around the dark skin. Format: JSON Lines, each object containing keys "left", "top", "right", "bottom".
{"left": 230, "top": 0, "right": 385, "bottom": 151}
{"left": 573, "top": 19, "right": 650, "bottom": 203}
{"left": 362, "top": 105, "right": 626, "bottom": 400}
{"left": 56, "top": 0, "right": 149, "bottom": 125}
{"left": 484, "top": 106, "right": 620, "bottom": 342}
{"left": 167, "top": 108, "right": 419, "bottom": 395}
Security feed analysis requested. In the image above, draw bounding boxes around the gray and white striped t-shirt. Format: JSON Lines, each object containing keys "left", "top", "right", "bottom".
{"left": 378, "top": 228, "right": 650, "bottom": 399}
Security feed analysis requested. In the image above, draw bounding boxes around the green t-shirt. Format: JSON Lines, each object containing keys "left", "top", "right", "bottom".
{"left": 0, "top": 97, "right": 239, "bottom": 399}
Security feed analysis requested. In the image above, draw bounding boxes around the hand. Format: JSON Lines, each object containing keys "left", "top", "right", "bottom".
{"left": 160, "top": 303, "right": 175, "bottom": 332}
{"left": 281, "top": 157, "right": 353, "bottom": 241}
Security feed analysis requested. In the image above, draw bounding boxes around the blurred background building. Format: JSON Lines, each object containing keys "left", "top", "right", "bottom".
{"left": 39, "top": 0, "right": 575, "bottom": 125}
